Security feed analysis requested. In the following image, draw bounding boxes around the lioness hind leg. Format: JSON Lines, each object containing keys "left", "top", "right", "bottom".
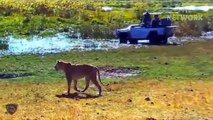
{"left": 81, "top": 78, "right": 90, "bottom": 92}
{"left": 74, "top": 80, "right": 81, "bottom": 92}
{"left": 91, "top": 77, "right": 102, "bottom": 96}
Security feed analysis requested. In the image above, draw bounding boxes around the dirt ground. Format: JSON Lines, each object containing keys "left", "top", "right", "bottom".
{"left": 0, "top": 79, "right": 212, "bottom": 120}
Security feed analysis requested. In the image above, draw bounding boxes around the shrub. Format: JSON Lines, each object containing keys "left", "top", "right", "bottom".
{"left": 0, "top": 39, "right": 8, "bottom": 50}
{"left": 0, "top": 5, "right": 13, "bottom": 16}
{"left": 175, "top": 15, "right": 213, "bottom": 36}
{"left": 33, "top": 3, "right": 53, "bottom": 16}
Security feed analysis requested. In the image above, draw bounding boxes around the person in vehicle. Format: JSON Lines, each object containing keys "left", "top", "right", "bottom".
{"left": 141, "top": 11, "right": 151, "bottom": 27}
{"left": 152, "top": 14, "right": 161, "bottom": 28}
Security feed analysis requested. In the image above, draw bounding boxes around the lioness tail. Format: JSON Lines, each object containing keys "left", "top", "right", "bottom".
{"left": 97, "top": 68, "right": 104, "bottom": 86}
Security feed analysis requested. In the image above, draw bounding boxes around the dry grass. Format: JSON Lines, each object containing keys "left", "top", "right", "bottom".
{"left": 0, "top": 79, "right": 212, "bottom": 120}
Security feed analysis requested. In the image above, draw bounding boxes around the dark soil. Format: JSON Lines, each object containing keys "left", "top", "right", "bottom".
{"left": 0, "top": 67, "right": 141, "bottom": 79}
{"left": 99, "top": 66, "right": 141, "bottom": 78}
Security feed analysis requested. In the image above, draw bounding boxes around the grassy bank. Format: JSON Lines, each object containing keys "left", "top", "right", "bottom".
{"left": 1, "top": 40, "right": 213, "bottom": 82}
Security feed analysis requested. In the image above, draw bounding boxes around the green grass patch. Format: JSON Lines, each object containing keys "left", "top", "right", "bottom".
{"left": 1, "top": 41, "right": 213, "bottom": 83}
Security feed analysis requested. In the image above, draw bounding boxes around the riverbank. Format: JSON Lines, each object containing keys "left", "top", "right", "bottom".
{"left": 1, "top": 40, "right": 213, "bottom": 82}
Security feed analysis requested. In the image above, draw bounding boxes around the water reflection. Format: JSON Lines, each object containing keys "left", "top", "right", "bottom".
{"left": 171, "top": 5, "right": 213, "bottom": 11}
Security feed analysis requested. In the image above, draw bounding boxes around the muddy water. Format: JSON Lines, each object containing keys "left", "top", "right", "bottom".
{"left": 0, "top": 33, "right": 122, "bottom": 56}
{"left": 168, "top": 32, "right": 213, "bottom": 45}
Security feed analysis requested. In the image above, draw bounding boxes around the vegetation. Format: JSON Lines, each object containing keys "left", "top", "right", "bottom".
{"left": 0, "top": 0, "right": 146, "bottom": 38}
{"left": 0, "top": 0, "right": 212, "bottom": 38}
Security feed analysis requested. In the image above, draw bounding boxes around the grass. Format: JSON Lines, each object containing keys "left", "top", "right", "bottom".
{"left": 0, "top": 41, "right": 213, "bottom": 119}
{"left": 0, "top": 79, "right": 212, "bottom": 119}
{"left": 1, "top": 41, "right": 213, "bottom": 81}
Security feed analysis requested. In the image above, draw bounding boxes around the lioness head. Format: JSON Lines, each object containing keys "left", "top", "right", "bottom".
{"left": 55, "top": 61, "right": 67, "bottom": 71}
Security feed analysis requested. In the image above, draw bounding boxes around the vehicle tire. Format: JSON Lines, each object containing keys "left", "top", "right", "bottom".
{"left": 129, "top": 39, "right": 138, "bottom": 44}
{"left": 149, "top": 31, "right": 159, "bottom": 45}
{"left": 119, "top": 33, "right": 128, "bottom": 44}
{"left": 120, "top": 38, "right": 128, "bottom": 44}
{"left": 161, "top": 36, "right": 168, "bottom": 45}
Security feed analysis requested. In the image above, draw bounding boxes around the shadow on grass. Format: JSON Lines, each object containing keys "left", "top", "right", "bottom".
{"left": 56, "top": 92, "right": 100, "bottom": 99}
{"left": 0, "top": 73, "right": 32, "bottom": 79}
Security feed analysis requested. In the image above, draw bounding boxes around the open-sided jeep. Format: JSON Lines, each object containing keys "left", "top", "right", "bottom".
{"left": 116, "top": 18, "right": 176, "bottom": 44}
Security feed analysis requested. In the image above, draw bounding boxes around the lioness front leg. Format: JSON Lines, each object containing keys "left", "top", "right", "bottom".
{"left": 66, "top": 78, "right": 72, "bottom": 94}
{"left": 74, "top": 79, "right": 81, "bottom": 92}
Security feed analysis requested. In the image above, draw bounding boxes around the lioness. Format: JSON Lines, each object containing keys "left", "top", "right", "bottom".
{"left": 55, "top": 60, "right": 103, "bottom": 96}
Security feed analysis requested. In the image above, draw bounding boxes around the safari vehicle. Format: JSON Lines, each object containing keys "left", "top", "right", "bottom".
{"left": 116, "top": 17, "right": 176, "bottom": 44}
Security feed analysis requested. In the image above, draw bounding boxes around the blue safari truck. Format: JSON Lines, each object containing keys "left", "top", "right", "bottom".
{"left": 116, "top": 17, "right": 176, "bottom": 45}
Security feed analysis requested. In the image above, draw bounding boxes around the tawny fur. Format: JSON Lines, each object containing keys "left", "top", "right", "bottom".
{"left": 55, "top": 60, "right": 103, "bottom": 96}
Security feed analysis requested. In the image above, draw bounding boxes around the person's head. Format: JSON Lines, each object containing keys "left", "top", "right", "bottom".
{"left": 154, "top": 14, "right": 159, "bottom": 19}
{"left": 144, "top": 11, "right": 150, "bottom": 16}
